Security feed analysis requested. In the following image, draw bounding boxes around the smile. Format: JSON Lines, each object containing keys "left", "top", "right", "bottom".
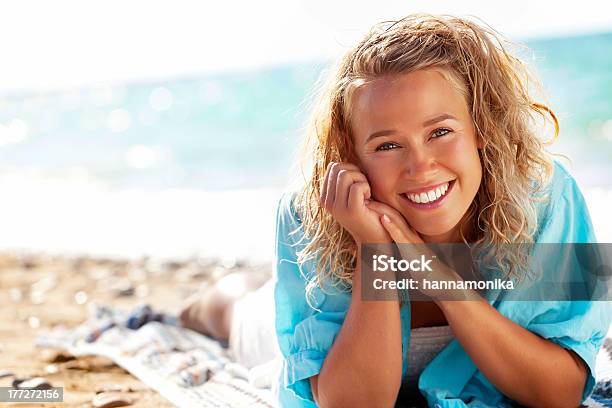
{"left": 401, "top": 179, "right": 456, "bottom": 209}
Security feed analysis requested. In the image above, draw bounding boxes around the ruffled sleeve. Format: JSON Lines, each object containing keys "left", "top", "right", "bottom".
{"left": 500, "top": 161, "right": 612, "bottom": 403}
{"left": 272, "top": 192, "right": 351, "bottom": 407}
{"left": 525, "top": 301, "right": 609, "bottom": 402}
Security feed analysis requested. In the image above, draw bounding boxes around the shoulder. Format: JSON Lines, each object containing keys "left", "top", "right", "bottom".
{"left": 276, "top": 191, "right": 304, "bottom": 243}
{"left": 534, "top": 159, "right": 595, "bottom": 243}
{"left": 275, "top": 190, "right": 311, "bottom": 255}
{"left": 277, "top": 191, "right": 302, "bottom": 225}
{"left": 546, "top": 160, "right": 581, "bottom": 202}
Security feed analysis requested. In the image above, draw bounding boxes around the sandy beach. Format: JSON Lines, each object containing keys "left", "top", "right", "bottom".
{"left": 0, "top": 252, "right": 270, "bottom": 407}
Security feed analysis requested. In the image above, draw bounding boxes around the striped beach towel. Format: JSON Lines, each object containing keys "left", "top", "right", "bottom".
{"left": 36, "top": 304, "right": 276, "bottom": 408}
{"left": 36, "top": 304, "right": 612, "bottom": 407}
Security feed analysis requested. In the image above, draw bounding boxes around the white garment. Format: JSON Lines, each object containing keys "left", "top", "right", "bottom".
{"left": 230, "top": 280, "right": 455, "bottom": 392}
{"left": 229, "top": 279, "right": 282, "bottom": 390}
{"left": 405, "top": 325, "right": 455, "bottom": 386}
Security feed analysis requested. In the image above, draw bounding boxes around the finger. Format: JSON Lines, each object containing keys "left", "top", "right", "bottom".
{"left": 320, "top": 162, "right": 334, "bottom": 207}
{"left": 335, "top": 170, "right": 368, "bottom": 210}
{"left": 365, "top": 202, "right": 414, "bottom": 233}
{"left": 380, "top": 213, "right": 412, "bottom": 244}
{"left": 324, "top": 162, "right": 342, "bottom": 210}
{"left": 325, "top": 163, "right": 360, "bottom": 210}
{"left": 364, "top": 201, "right": 388, "bottom": 215}
{"left": 369, "top": 204, "right": 406, "bottom": 227}
{"left": 347, "top": 181, "right": 371, "bottom": 212}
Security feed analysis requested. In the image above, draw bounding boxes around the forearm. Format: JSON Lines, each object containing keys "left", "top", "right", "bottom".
{"left": 438, "top": 296, "right": 586, "bottom": 407}
{"left": 315, "top": 255, "right": 403, "bottom": 407}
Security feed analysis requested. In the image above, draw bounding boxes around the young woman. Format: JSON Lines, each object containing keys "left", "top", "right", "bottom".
{"left": 180, "top": 13, "right": 610, "bottom": 408}
{"left": 273, "top": 13, "right": 611, "bottom": 408}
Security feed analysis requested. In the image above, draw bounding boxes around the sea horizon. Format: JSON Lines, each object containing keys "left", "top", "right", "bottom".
{"left": 0, "top": 30, "right": 611, "bottom": 260}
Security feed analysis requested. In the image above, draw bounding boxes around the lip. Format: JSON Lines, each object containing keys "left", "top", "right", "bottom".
{"left": 403, "top": 180, "right": 453, "bottom": 195}
{"left": 400, "top": 179, "right": 456, "bottom": 210}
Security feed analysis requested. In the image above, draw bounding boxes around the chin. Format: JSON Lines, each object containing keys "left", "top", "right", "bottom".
{"left": 415, "top": 225, "right": 453, "bottom": 237}
{"left": 411, "top": 217, "right": 463, "bottom": 241}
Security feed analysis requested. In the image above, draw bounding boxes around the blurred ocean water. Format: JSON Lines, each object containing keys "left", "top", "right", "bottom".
{"left": 0, "top": 63, "right": 323, "bottom": 191}
{"left": 0, "top": 31, "right": 610, "bottom": 258}
{"left": 1, "top": 32, "right": 611, "bottom": 191}
{"left": 528, "top": 32, "right": 612, "bottom": 188}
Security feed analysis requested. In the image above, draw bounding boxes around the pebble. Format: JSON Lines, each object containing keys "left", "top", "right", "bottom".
{"left": 143, "top": 258, "right": 165, "bottom": 275}
{"left": 9, "top": 288, "right": 23, "bottom": 303}
{"left": 21, "top": 258, "right": 37, "bottom": 269}
{"left": 62, "top": 360, "right": 85, "bottom": 370}
{"left": 176, "top": 267, "right": 208, "bottom": 282}
{"left": 12, "top": 378, "right": 25, "bottom": 388}
{"left": 29, "top": 290, "right": 46, "bottom": 305}
{"left": 95, "top": 384, "right": 132, "bottom": 393}
{"left": 41, "top": 349, "right": 75, "bottom": 363}
{"left": 210, "top": 265, "right": 229, "bottom": 281}
{"left": 135, "top": 284, "right": 149, "bottom": 298}
{"left": 28, "top": 316, "right": 41, "bottom": 329}
{"left": 16, "top": 377, "right": 52, "bottom": 390}
{"left": 128, "top": 268, "right": 147, "bottom": 282}
{"left": 89, "top": 267, "right": 112, "bottom": 281}
{"left": 221, "top": 257, "right": 238, "bottom": 269}
{"left": 162, "top": 261, "right": 183, "bottom": 271}
{"left": 45, "top": 364, "right": 59, "bottom": 374}
{"left": 31, "top": 275, "right": 58, "bottom": 293}
{"left": 74, "top": 290, "right": 88, "bottom": 305}
{"left": 92, "top": 392, "right": 132, "bottom": 408}
{"left": 0, "top": 369, "right": 14, "bottom": 378}
{"left": 110, "top": 280, "right": 135, "bottom": 298}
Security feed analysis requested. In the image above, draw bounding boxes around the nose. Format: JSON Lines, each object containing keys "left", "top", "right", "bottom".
{"left": 403, "top": 145, "right": 437, "bottom": 179}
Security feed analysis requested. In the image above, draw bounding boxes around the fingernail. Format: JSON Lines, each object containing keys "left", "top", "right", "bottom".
{"left": 382, "top": 214, "right": 390, "bottom": 223}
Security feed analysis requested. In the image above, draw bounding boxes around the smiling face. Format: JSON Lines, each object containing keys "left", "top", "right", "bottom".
{"left": 350, "top": 68, "right": 483, "bottom": 243}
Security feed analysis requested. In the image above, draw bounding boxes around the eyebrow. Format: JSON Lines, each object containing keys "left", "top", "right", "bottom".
{"left": 365, "top": 113, "right": 458, "bottom": 143}
{"left": 422, "top": 113, "right": 457, "bottom": 127}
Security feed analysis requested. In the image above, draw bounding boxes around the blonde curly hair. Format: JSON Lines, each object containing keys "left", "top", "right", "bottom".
{"left": 292, "top": 14, "right": 559, "bottom": 302}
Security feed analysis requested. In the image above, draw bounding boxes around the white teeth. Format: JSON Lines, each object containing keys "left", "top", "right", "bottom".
{"left": 405, "top": 181, "right": 451, "bottom": 204}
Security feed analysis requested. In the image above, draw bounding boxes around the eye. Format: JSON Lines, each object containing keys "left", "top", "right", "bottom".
{"left": 432, "top": 128, "right": 452, "bottom": 138}
{"left": 375, "top": 142, "right": 400, "bottom": 152}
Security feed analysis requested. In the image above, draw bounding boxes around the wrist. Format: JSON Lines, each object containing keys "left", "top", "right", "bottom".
{"left": 434, "top": 287, "right": 485, "bottom": 309}
{"left": 355, "top": 236, "right": 393, "bottom": 246}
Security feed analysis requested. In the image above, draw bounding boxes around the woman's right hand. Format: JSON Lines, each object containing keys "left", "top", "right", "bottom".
{"left": 320, "top": 162, "right": 391, "bottom": 244}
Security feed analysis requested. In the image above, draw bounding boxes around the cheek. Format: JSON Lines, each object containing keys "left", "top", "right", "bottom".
{"left": 438, "top": 134, "right": 465, "bottom": 156}
{"left": 452, "top": 146, "right": 483, "bottom": 194}
{"left": 439, "top": 133, "right": 480, "bottom": 170}
{"left": 362, "top": 161, "right": 399, "bottom": 201}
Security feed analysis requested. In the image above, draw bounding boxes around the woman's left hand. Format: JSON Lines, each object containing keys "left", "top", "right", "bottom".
{"left": 364, "top": 201, "right": 423, "bottom": 244}
{"left": 366, "top": 201, "right": 467, "bottom": 301}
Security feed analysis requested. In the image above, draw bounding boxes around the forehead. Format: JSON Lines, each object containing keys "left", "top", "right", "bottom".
{"left": 350, "top": 69, "right": 469, "bottom": 139}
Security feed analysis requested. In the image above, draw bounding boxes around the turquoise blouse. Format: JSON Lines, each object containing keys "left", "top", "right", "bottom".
{"left": 273, "top": 160, "right": 611, "bottom": 407}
